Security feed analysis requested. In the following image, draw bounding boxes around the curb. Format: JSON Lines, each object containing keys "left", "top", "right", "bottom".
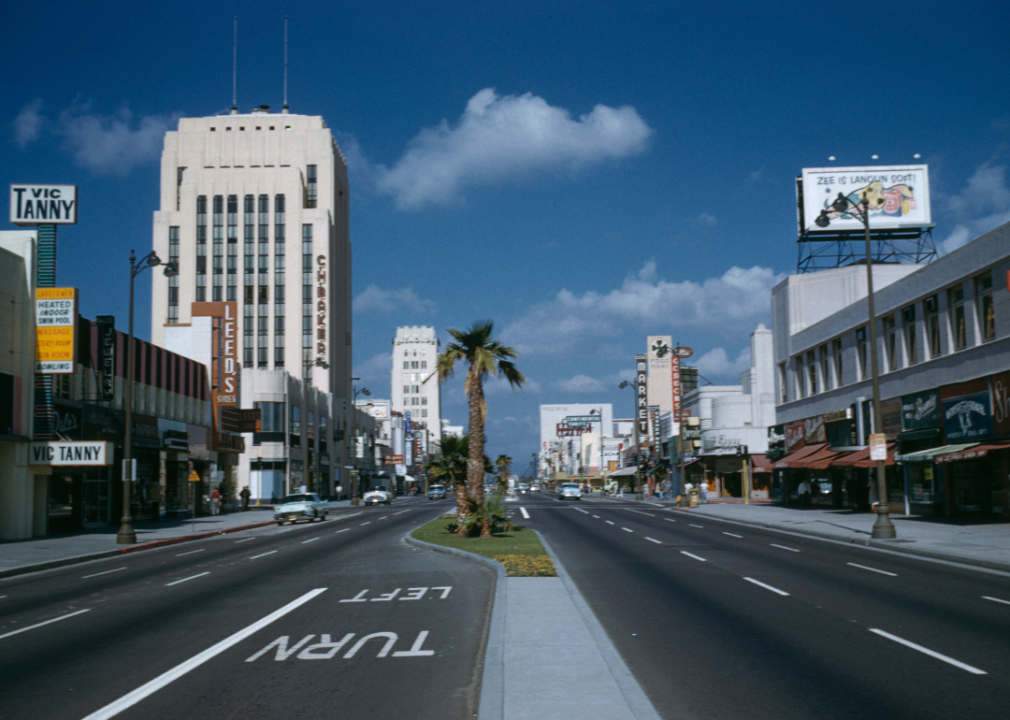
{"left": 670, "top": 507, "right": 1010, "bottom": 574}
{"left": 0, "top": 520, "right": 275, "bottom": 581}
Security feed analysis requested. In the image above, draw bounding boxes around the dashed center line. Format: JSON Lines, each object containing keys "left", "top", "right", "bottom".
{"left": 622, "top": 527, "right": 634, "bottom": 533}
{"left": 664, "top": 518, "right": 676, "bottom": 523}
{"left": 627, "top": 510, "right": 655, "bottom": 517}
{"left": 393, "top": 510, "right": 410, "bottom": 515}
{"left": 645, "top": 537, "right": 662, "bottom": 545}
{"left": 680, "top": 551, "right": 707, "bottom": 562}
{"left": 592, "top": 515, "right": 600, "bottom": 518}
{"left": 519, "top": 507, "right": 530, "bottom": 519}
{"left": 360, "top": 522, "right": 371, "bottom": 526}
{"left": 234, "top": 537, "right": 255, "bottom": 543}
{"left": 744, "top": 577, "right": 789, "bottom": 595}
{"left": 335, "top": 528, "right": 349, "bottom": 534}
{"left": 983, "top": 595, "right": 1010, "bottom": 606}
{"left": 250, "top": 551, "right": 277, "bottom": 559}
{"left": 166, "top": 572, "right": 210, "bottom": 587}
{"left": 379, "top": 516, "right": 388, "bottom": 520}
{"left": 869, "top": 629, "right": 986, "bottom": 674}
{"left": 847, "top": 562, "right": 897, "bottom": 576}
{"left": 176, "top": 549, "right": 205, "bottom": 557}
{"left": 0, "top": 608, "right": 91, "bottom": 641}
{"left": 770, "top": 543, "right": 800, "bottom": 552}
{"left": 722, "top": 532, "right": 743, "bottom": 538}
{"left": 605, "top": 520, "right": 615, "bottom": 525}
{"left": 575, "top": 508, "right": 589, "bottom": 514}
{"left": 689, "top": 524, "right": 704, "bottom": 529}
{"left": 82, "top": 567, "right": 126, "bottom": 579}
{"left": 302, "top": 537, "right": 320, "bottom": 544}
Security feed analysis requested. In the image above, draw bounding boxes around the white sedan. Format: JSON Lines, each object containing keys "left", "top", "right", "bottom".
{"left": 363, "top": 485, "right": 395, "bottom": 506}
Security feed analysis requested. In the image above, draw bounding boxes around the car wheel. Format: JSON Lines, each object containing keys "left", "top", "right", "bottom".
{"left": 277, "top": 521, "right": 284, "bottom": 526}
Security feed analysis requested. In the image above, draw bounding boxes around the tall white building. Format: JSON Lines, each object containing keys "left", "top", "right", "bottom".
{"left": 391, "top": 327, "right": 442, "bottom": 454}
{"left": 151, "top": 108, "right": 351, "bottom": 400}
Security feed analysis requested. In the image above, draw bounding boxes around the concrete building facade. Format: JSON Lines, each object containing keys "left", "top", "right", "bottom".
{"left": 392, "top": 326, "right": 442, "bottom": 457}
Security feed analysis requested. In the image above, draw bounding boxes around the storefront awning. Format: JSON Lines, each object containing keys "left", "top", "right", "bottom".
{"left": 774, "top": 443, "right": 827, "bottom": 469}
{"left": 607, "top": 465, "right": 639, "bottom": 478}
{"left": 895, "top": 443, "right": 978, "bottom": 463}
{"left": 788, "top": 444, "right": 846, "bottom": 470}
{"left": 832, "top": 443, "right": 896, "bottom": 468}
{"left": 749, "top": 454, "right": 772, "bottom": 473}
{"left": 933, "top": 441, "right": 1010, "bottom": 464}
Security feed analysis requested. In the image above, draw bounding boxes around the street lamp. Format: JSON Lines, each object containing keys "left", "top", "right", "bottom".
{"left": 350, "top": 378, "right": 370, "bottom": 501}
{"left": 816, "top": 193, "right": 896, "bottom": 540}
{"left": 117, "top": 250, "right": 177, "bottom": 544}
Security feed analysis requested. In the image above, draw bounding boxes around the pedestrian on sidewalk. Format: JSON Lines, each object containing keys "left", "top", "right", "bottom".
{"left": 240, "top": 486, "right": 251, "bottom": 511}
{"left": 798, "top": 479, "right": 811, "bottom": 509}
{"left": 210, "top": 488, "right": 222, "bottom": 515}
{"left": 700, "top": 480, "right": 709, "bottom": 504}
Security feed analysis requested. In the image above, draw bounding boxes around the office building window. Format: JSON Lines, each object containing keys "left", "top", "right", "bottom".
{"left": 403, "top": 385, "right": 410, "bottom": 395}
{"left": 306, "top": 165, "right": 317, "bottom": 208}
{"left": 167, "top": 226, "right": 179, "bottom": 323}
{"left": 275, "top": 332, "right": 285, "bottom": 368}
{"left": 832, "top": 339, "right": 843, "bottom": 386}
{"left": 856, "top": 327, "right": 868, "bottom": 381}
{"left": 420, "top": 360, "right": 427, "bottom": 369}
{"left": 949, "top": 285, "right": 966, "bottom": 350}
{"left": 196, "top": 274, "right": 206, "bottom": 302}
{"left": 883, "top": 315, "right": 897, "bottom": 371}
{"left": 302, "top": 224, "right": 313, "bottom": 377}
{"left": 196, "top": 196, "right": 207, "bottom": 301}
{"left": 902, "top": 305, "right": 917, "bottom": 364}
{"left": 819, "top": 344, "right": 830, "bottom": 390}
{"left": 274, "top": 194, "right": 285, "bottom": 242}
{"left": 227, "top": 273, "right": 237, "bottom": 301}
{"left": 176, "top": 166, "right": 186, "bottom": 210}
{"left": 925, "top": 295, "right": 941, "bottom": 357}
{"left": 403, "top": 361, "right": 409, "bottom": 369}
{"left": 244, "top": 335, "right": 253, "bottom": 367}
{"left": 778, "top": 363, "right": 788, "bottom": 404}
{"left": 227, "top": 195, "right": 238, "bottom": 241}
{"left": 976, "top": 272, "right": 994, "bottom": 342}
{"left": 805, "top": 351, "right": 816, "bottom": 395}
{"left": 212, "top": 195, "right": 223, "bottom": 300}
{"left": 244, "top": 195, "right": 254, "bottom": 238}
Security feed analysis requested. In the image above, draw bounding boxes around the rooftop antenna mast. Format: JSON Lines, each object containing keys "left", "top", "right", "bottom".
{"left": 282, "top": 16, "right": 290, "bottom": 113}
{"left": 231, "top": 17, "right": 238, "bottom": 114}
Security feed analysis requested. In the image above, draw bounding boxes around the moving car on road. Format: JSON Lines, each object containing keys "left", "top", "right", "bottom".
{"left": 558, "top": 482, "right": 582, "bottom": 501}
{"left": 363, "top": 485, "right": 395, "bottom": 506}
{"left": 274, "top": 493, "right": 329, "bottom": 525}
{"left": 516, "top": 483, "right": 530, "bottom": 495}
{"left": 428, "top": 484, "right": 446, "bottom": 500}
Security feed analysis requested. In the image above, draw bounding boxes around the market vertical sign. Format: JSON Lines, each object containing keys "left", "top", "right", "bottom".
{"left": 10, "top": 184, "right": 78, "bottom": 225}
{"left": 35, "top": 288, "right": 77, "bottom": 373}
{"left": 635, "top": 354, "right": 649, "bottom": 437}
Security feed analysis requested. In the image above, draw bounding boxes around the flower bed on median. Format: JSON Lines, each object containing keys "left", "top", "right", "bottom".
{"left": 411, "top": 516, "right": 557, "bottom": 577}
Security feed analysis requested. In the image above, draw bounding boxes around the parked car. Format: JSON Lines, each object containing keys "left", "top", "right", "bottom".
{"left": 428, "top": 484, "right": 446, "bottom": 500}
{"left": 274, "top": 493, "right": 329, "bottom": 525}
{"left": 558, "top": 482, "right": 582, "bottom": 501}
{"left": 363, "top": 485, "right": 395, "bottom": 506}
{"left": 516, "top": 483, "right": 530, "bottom": 495}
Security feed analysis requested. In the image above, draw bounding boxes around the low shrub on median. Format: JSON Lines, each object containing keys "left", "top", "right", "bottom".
{"left": 411, "top": 516, "right": 557, "bottom": 577}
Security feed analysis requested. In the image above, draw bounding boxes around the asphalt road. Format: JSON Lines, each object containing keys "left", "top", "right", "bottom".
{"left": 513, "top": 492, "right": 1010, "bottom": 720}
{"left": 0, "top": 497, "right": 491, "bottom": 720}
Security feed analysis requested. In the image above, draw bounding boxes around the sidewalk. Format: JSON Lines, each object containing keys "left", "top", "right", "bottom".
{"left": 601, "top": 495, "right": 1010, "bottom": 572}
{"left": 0, "top": 500, "right": 355, "bottom": 578}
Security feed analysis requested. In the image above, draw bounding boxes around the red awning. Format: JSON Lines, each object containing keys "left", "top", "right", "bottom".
{"left": 832, "top": 443, "right": 896, "bottom": 468}
{"left": 749, "top": 454, "right": 772, "bottom": 473}
{"left": 788, "top": 444, "right": 846, "bottom": 470}
{"left": 774, "top": 443, "right": 826, "bottom": 469}
{"left": 934, "top": 441, "right": 1010, "bottom": 464}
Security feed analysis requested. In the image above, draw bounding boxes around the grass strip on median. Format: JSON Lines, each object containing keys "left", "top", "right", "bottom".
{"left": 410, "top": 516, "right": 556, "bottom": 577}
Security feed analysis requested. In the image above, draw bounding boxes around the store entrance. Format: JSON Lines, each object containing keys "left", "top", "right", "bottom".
{"left": 49, "top": 473, "right": 85, "bottom": 533}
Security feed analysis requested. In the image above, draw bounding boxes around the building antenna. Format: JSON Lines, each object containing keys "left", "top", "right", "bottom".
{"left": 282, "top": 16, "right": 290, "bottom": 113}
{"left": 231, "top": 17, "right": 238, "bottom": 114}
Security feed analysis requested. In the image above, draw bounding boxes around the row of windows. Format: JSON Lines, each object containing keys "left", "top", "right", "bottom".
{"left": 403, "top": 360, "right": 428, "bottom": 369}
{"left": 784, "top": 271, "right": 997, "bottom": 402}
{"left": 402, "top": 396, "right": 428, "bottom": 406}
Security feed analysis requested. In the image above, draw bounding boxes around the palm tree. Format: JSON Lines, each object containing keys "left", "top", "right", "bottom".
{"left": 427, "top": 434, "right": 469, "bottom": 528}
{"left": 437, "top": 320, "right": 524, "bottom": 536}
{"left": 495, "top": 454, "right": 512, "bottom": 495}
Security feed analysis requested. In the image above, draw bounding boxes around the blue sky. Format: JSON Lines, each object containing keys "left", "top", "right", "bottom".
{"left": 4, "top": 1, "right": 1010, "bottom": 468}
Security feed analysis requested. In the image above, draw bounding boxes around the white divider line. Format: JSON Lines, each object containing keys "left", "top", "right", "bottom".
{"left": 393, "top": 510, "right": 410, "bottom": 515}
{"left": 605, "top": 520, "right": 615, "bottom": 525}
{"left": 645, "top": 537, "right": 662, "bottom": 545}
{"left": 379, "top": 516, "right": 388, "bottom": 520}
{"left": 649, "top": 502, "right": 664, "bottom": 507}
{"left": 723, "top": 532, "right": 743, "bottom": 539}
{"left": 770, "top": 543, "right": 800, "bottom": 553}
{"left": 176, "top": 549, "right": 205, "bottom": 557}
{"left": 869, "top": 629, "right": 986, "bottom": 674}
{"left": 575, "top": 508, "right": 589, "bottom": 514}
{"left": 360, "top": 522, "right": 371, "bottom": 526}
{"left": 234, "top": 537, "right": 255, "bottom": 543}
{"left": 983, "top": 595, "right": 1010, "bottom": 606}
{"left": 689, "top": 524, "right": 704, "bottom": 529}
{"left": 680, "top": 551, "right": 707, "bottom": 562}
{"left": 335, "top": 528, "right": 349, "bottom": 534}
{"left": 83, "top": 567, "right": 126, "bottom": 579}
{"left": 664, "top": 518, "right": 676, "bottom": 523}
{"left": 0, "top": 608, "right": 91, "bottom": 641}
{"left": 301, "top": 537, "right": 320, "bottom": 544}
{"left": 519, "top": 507, "right": 530, "bottom": 519}
{"left": 627, "top": 510, "right": 655, "bottom": 517}
{"left": 592, "top": 514, "right": 600, "bottom": 518}
{"left": 622, "top": 527, "right": 634, "bottom": 533}
{"left": 250, "top": 551, "right": 277, "bottom": 560}
{"left": 80, "top": 588, "right": 327, "bottom": 720}
{"left": 166, "top": 572, "right": 210, "bottom": 587}
{"left": 847, "top": 562, "right": 897, "bottom": 577}
{"left": 743, "top": 577, "right": 789, "bottom": 596}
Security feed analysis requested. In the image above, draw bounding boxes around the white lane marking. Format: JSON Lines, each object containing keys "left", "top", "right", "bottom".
{"left": 605, "top": 520, "right": 615, "bottom": 525}
{"left": 80, "top": 589, "right": 327, "bottom": 720}
{"left": 627, "top": 510, "right": 655, "bottom": 517}
{"left": 664, "top": 518, "right": 676, "bottom": 523}
{"left": 166, "top": 572, "right": 210, "bottom": 587}
{"left": 645, "top": 537, "right": 662, "bottom": 545}
{"left": 847, "top": 562, "right": 897, "bottom": 577}
{"left": 622, "top": 527, "right": 634, "bottom": 533}
{"left": 744, "top": 577, "right": 789, "bottom": 596}
{"left": 360, "top": 522, "right": 371, "bottom": 526}
{"left": 592, "top": 514, "right": 600, "bottom": 518}
{"left": 234, "top": 537, "right": 255, "bottom": 543}
{"left": 0, "top": 608, "right": 91, "bottom": 640}
{"left": 335, "top": 528, "right": 349, "bottom": 534}
{"left": 770, "top": 543, "right": 800, "bottom": 553}
{"left": 689, "top": 524, "right": 704, "bottom": 529}
{"left": 869, "top": 629, "right": 987, "bottom": 675}
{"left": 393, "top": 510, "right": 410, "bottom": 515}
{"left": 251, "top": 551, "right": 278, "bottom": 559}
{"left": 723, "top": 532, "right": 743, "bottom": 539}
{"left": 982, "top": 595, "right": 1010, "bottom": 605}
{"left": 519, "top": 507, "right": 530, "bottom": 519}
{"left": 649, "top": 502, "right": 664, "bottom": 507}
{"left": 302, "top": 537, "right": 320, "bottom": 544}
{"left": 575, "top": 508, "right": 589, "bottom": 514}
{"left": 176, "top": 549, "right": 205, "bottom": 557}
{"left": 379, "top": 516, "right": 388, "bottom": 520}
{"left": 82, "top": 567, "right": 126, "bottom": 579}
{"left": 681, "top": 551, "right": 707, "bottom": 562}
{"left": 0, "top": 595, "right": 6, "bottom": 600}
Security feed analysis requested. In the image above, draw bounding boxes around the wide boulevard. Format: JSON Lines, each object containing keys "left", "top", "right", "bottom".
{"left": 513, "top": 492, "right": 1010, "bottom": 720}
{"left": 0, "top": 498, "right": 493, "bottom": 720}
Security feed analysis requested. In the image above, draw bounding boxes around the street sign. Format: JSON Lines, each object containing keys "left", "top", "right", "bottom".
{"left": 188, "top": 470, "right": 201, "bottom": 483}
{"left": 387, "top": 455, "right": 404, "bottom": 464}
{"left": 869, "top": 433, "right": 888, "bottom": 461}
{"left": 35, "top": 288, "right": 77, "bottom": 373}
{"left": 29, "top": 441, "right": 112, "bottom": 466}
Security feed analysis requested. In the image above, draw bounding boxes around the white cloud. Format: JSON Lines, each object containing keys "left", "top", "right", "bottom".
{"left": 938, "top": 163, "right": 1010, "bottom": 254}
{"left": 502, "top": 261, "right": 785, "bottom": 358}
{"left": 552, "top": 374, "right": 605, "bottom": 394}
{"left": 353, "top": 285, "right": 437, "bottom": 314}
{"left": 13, "top": 99, "right": 44, "bottom": 148}
{"left": 696, "top": 346, "right": 751, "bottom": 381}
{"left": 352, "top": 352, "right": 392, "bottom": 391}
{"left": 693, "top": 212, "right": 717, "bottom": 227}
{"left": 373, "top": 88, "right": 653, "bottom": 209}
{"left": 484, "top": 375, "right": 541, "bottom": 396}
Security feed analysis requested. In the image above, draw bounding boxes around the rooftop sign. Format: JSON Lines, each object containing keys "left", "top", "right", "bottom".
{"left": 10, "top": 184, "right": 78, "bottom": 225}
{"left": 798, "top": 165, "right": 930, "bottom": 234}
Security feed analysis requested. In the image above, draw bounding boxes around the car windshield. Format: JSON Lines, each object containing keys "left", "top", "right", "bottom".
{"left": 369, "top": 485, "right": 387, "bottom": 492}
{"left": 281, "top": 494, "right": 312, "bottom": 503}
{"left": 429, "top": 485, "right": 444, "bottom": 491}
{"left": 561, "top": 483, "right": 580, "bottom": 489}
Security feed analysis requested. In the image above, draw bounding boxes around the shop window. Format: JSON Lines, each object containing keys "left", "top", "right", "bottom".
{"left": 902, "top": 305, "right": 917, "bottom": 364}
{"left": 856, "top": 327, "right": 867, "bottom": 380}
{"left": 819, "top": 344, "right": 830, "bottom": 390}
{"left": 925, "top": 295, "right": 941, "bottom": 357}
{"left": 806, "top": 351, "right": 817, "bottom": 395}
{"left": 976, "top": 272, "right": 994, "bottom": 342}
{"left": 949, "top": 285, "right": 966, "bottom": 350}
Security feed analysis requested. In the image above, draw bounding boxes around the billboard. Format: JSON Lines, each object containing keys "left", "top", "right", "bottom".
{"left": 192, "top": 302, "right": 239, "bottom": 408}
{"left": 35, "top": 288, "right": 77, "bottom": 373}
{"left": 10, "top": 184, "right": 78, "bottom": 226}
{"left": 799, "top": 165, "right": 931, "bottom": 234}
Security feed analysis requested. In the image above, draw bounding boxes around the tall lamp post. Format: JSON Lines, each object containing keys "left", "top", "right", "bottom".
{"left": 816, "top": 193, "right": 896, "bottom": 539}
{"left": 350, "top": 378, "right": 370, "bottom": 500}
{"left": 117, "top": 250, "right": 177, "bottom": 544}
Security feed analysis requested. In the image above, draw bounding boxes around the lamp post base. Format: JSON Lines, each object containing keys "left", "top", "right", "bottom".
{"left": 116, "top": 517, "right": 137, "bottom": 545}
{"left": 871, "top": 506, "right": 896, "bottom": 539}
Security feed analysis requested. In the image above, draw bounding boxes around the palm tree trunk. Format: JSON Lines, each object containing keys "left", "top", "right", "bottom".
{"left": 467, "top": 368, "right": 485, "bottom": 512}
{"left": 455, "top": 477, "right": 467, "bottom": 535}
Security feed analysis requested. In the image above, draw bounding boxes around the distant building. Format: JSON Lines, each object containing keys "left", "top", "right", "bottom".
{"left": 391, "top": 326, "right": 442, "bottom": 466}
